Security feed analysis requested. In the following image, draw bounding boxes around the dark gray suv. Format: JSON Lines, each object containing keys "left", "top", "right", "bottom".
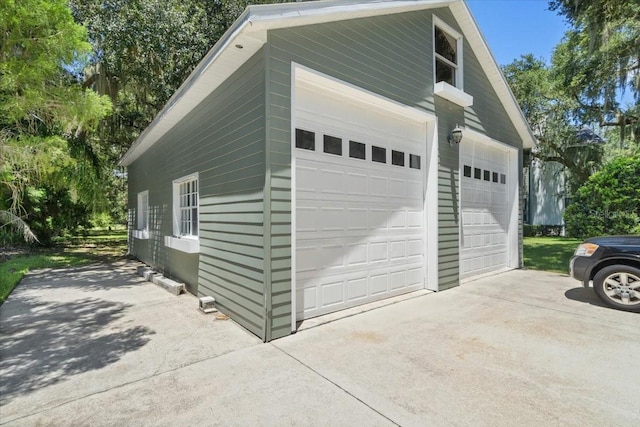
{"left": 570, "top": 236, "right": 640, "bottom": 313}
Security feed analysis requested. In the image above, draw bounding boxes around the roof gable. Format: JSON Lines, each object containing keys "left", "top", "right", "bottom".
{"left": 120, "top": 0, "right": 535, "bottom": 166}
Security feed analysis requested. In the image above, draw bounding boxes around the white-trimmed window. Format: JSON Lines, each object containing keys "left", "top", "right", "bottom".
{"left": 432, "top": 16, "right": 473, "bottom": 107}
{"left": 174, "top": 173, "right": 199, "bottom": 237}
{"left": 137, "top": 191, "right": 149, "bottom": 230}
{"left": 165, "top": 173, "right": 200, "bottom": 253}
{"left": 133, "top": 190, "right": 149, "bottom": 240}
{"left": 433, "top": 17, "right": 462, "bottom": 89}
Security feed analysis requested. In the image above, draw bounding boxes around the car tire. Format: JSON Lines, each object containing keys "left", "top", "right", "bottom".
{"left": 593, "top": 265, "right": 640, "bottom": 313}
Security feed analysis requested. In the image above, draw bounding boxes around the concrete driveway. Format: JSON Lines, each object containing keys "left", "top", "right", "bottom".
{"left": 1, "top": 263, "right": 638, "bottom": 426}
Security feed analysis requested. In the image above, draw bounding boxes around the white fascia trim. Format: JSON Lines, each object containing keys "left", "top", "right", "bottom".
{"left": 164, "top": 236, "right": 200, "bottom": 254}
{"left": 249, "top": 0, "right": 453, "bottom": 30}
{"left": 294, "top": 63, "right": 436, "bottom": 122}
{"left": 434, "top": 81, "right": 473, "bottom": 107}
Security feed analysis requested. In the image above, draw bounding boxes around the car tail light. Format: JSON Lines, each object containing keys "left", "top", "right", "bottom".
{"left": 575, "top": 243, "right": 599, "bottom": 257}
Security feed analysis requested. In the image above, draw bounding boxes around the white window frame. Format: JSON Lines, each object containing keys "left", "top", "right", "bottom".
{"left": 432, "top": 15, "right": 473, "bottom": 107}
{"left": 133, "top": 190, "right": 149, "bottom": 240}
{"left": 164, "top": 172, "right": 200, "bottom": 253}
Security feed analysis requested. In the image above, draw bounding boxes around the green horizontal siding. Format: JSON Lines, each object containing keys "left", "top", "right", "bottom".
{"left": 128, "top": 48, "right": 267, "bottom": 340}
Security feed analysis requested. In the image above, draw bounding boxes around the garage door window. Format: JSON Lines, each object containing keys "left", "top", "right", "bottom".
{"left": 410, "top": 154, "right": 421, "bottom": 170}
{"left": 323, "top": 135, "right": 342, "bottom": 156}
{"left": 392, "top": 150, "right": 405, "bottom": 167}
{"left": 474, "top": 167, "right": 481, "bottom": 179}
{"left": 483, "top": 170, "right": 490, "bottom": 181}
{"left": 372, "top": 146, "right": 386, "bottom": 163}
{"left": 500, "top": 174, "right": 506, "bottom": 184}
{"left": 492, "top": 172, "right": 499, "bottom": 183}
{"left": 296, "top": 129, "right": 315, "bottom": 151}
{"left": 349, "top": 141, "right": 366, "bottom": 159}
{"left": 463, "top": 165, "right": 471, "bottom": 177}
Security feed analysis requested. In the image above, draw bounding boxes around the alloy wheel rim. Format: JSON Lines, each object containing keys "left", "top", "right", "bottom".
{"left": 603, "top": 272, "right": 640, "bottom": 306}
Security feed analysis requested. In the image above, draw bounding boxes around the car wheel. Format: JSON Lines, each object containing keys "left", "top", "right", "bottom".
{"left": 593, "top": 265, "right": 640, "bottom": 313}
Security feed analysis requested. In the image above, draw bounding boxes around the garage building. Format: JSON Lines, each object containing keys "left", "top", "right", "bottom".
{"left": 120, "top": 0, "right": 535, "bottom": 341}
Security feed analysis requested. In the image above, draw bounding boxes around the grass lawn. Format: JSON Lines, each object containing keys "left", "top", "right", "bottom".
{"left": 523, "top": 236, "right": 582, "bottom": 274}
{"left": 0, "top": 228, "right": 127, "bottom": 304}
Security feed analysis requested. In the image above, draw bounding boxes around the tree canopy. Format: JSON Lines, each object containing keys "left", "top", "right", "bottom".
{"left": 549, "top": 0, "right": 639, "bottom": 141}
{"left": 504, "top": 1, "right": 640, "bottom": 194}
{"left": 1, "top": 0, "right": 112, "bottom": 243}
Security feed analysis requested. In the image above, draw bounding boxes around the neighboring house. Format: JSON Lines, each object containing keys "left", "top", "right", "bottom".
{"left": 119, "top": 0, "right": 535, "bottom": 341}
{"left": 523, "top": 127, "right": 605, "bottom": 230}
{"left": 524, "top": 159, "right": 566, "bottom": 228}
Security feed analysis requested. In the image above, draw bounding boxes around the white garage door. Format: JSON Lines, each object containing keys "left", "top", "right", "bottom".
{"left": 294, "top": 84, "right": 426, "bottom": 320}
{"left": 460, "top": 140, "right": 510, "bottom": 278}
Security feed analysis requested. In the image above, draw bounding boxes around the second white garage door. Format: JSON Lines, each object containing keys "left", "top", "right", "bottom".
{"left": 294, "top": 84, "right": 427, "bottom": 320}
{"left": 460, "top": 139, "right": 511, "bottom": 278}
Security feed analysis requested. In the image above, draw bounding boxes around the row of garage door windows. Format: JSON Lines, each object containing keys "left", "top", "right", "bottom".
{"left": 463, "top": 164, "right": 507, "bottom": 185}
{"left": 295, "top": 128, "right": 422, "bottom": 170}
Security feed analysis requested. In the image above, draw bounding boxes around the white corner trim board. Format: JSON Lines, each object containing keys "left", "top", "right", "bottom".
{"left": 164, "top": 235, "right": 200, "bottom": 254}
{"left": 434, "top": 81, "right": 473, "bottom": 107}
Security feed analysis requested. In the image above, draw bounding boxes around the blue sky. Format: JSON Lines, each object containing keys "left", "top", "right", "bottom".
{"left": 466, "top": 0, "right": 569, "bottom": 66}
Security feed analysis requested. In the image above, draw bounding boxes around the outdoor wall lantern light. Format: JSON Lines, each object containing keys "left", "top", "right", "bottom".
{"left": 448, "top": 125, "right": 463, "bottom": 146}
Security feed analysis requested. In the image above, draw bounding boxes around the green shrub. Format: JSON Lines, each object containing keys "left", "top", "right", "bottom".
{"left": 564, "top": 156, "right": 640, "bottom": 238}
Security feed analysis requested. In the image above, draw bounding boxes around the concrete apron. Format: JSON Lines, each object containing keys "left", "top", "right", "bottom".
{"left": 1, "top": 265, "right": 638, "bottom": 426}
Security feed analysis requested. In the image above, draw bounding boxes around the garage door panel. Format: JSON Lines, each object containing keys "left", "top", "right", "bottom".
{"left": 347, "top": 209, "right": 368, "bottom": 230}
{"left": 321, "top": 244, "right": 345, "bottom": 269}
{"left": 368, "top": 209, "right": 389, "bottom": 229}
{"left": 389, "top": 211, "right": 407, "bottom": 229}
{"left": 390, "top": 270, "right": 407, "bottom": 290}
{"left": 319, "top": 207, "right": 344, "bottom": 231}
{"left": 390, "top": 179, "right": 406, "bottom": 198}
{"left": 321, "top": 281, "right": 344, "bottom": 306}
{"left": 297, "top": 246, "right": 319, "bottom": 273}
{"left": 390, "top": 240, "right": 407, "bottom": 260}
{"left": 347, "top": 243, "right": 368, "bottom": 265}
{"left": 347, "top": 278, "right": 367, "bottom": 301}
{"left": 347, "top": 173, "right": 368, "bottom": 195}
{"left": 370, "top": 274, "right": 388, "bottom": 296}
{"left": 370, "top": 176, "right": 388, "bottom": 197}
{"left": 320, "top": 169, "right": 344, "bottom": 193}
